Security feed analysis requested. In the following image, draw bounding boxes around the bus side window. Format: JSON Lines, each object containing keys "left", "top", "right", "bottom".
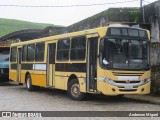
{"left": 22, "top": 45, "right": 27, "bottom": 61}
{"left": 71, "top": 36, "right": 86, "bottom": 60}
{"left": 57, "top": 39, "right": 70, "bottom": 61}
{"left": 35, "top": 42, "right": 45, "bottom": 61}
{"left": 10, "top": 47, "right": 17, "bottom": 62}
{"left": 27, "top": 44, "right": 35, "bottom": 61}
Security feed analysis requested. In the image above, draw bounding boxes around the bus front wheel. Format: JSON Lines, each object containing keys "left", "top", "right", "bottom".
{"left": 26, "top": 74, "right": 34, "bottom": 91}
{"left": 67, "top": 79, "right": 86, "bottom": 101}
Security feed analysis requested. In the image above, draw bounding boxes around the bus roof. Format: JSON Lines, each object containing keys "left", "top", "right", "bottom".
{"left": 10, "top": 26, "right": 149, "bottom": 47}
{"left": 0, "top": 46, "right": 10, "bottom": 48}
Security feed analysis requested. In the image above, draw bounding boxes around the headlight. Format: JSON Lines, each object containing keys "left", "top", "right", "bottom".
{"left": 99, "top": 77, "right": 113, "bottom": 83}
{"left": 143, "top": 78, "right": 151, "bottom": 83}
{"left": 105, "top": 78, "right": 112, "bottom": 83}
{"left": 99, "top": 77, "right": 105, "bottom": 82}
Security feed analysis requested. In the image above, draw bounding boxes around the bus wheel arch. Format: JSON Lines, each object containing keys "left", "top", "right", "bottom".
{"left": 67, "top": 74, "right": 86, "bottom": 100}
{"left": 67, "top": 74, "right": 78, "bottom": 86}
{"left": 25, "top": 72, "right": 30, "bottom": 82}
{"left": 25, "top": 72, "right": 34, "bottom": 91}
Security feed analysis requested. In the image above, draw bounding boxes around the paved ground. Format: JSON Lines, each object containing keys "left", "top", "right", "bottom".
{"left": 0, "top": 81, "right": 160, "bottom": 120}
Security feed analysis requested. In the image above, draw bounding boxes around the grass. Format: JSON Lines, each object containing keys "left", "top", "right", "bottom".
{"left": 0, "top": 18, "right": 57, "bottom": 37}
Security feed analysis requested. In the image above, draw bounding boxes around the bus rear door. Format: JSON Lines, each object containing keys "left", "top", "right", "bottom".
{"left": 17, "top": 47, "right": 22, "bottom": 83}
{"left": 47, "top": 42, "right": 56, "bottom": 87}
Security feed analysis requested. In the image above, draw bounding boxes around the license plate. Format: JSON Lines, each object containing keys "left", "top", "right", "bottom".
{"left": 125, "top": 85, "right": 133, "bottom": 89}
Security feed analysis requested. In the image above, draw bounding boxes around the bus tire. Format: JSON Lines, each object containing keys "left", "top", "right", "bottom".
{"left": 26, "top": 74, "right": 34, "bottom": 91}
{"left": 67, "top": 79, "right": 86, "bottom": 101}
{"left": 19, "top": 83, "right": 23, "bottom": 85}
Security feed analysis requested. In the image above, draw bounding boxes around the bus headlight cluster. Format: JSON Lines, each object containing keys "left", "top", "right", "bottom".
{"left": 99, "top": 77, "right": 113, "bottom": 84}
{"left": 99, "top": 77, "right": 151, "bottom": 86}
{"left": 143, "top": 78, "right": 151, "bottom": 84}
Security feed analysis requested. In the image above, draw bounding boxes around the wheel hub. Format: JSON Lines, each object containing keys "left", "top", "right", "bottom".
{"left": 71, "top": 83, "right": 80, "bottom": 97}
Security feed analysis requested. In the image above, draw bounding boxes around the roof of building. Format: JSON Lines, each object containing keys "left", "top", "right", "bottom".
{"left": 0, "top": 26, "right": 66, "bottom": 42}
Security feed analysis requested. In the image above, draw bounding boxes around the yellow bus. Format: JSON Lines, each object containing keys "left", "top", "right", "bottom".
{"left": 9, "top": 26, "right": 151, "bottom": 100}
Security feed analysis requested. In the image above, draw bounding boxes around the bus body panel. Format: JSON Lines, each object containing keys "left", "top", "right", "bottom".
{"left": 98, "top": 81, "right": 150, "bottom": 95}
{"left": 20, "top": 71, "right": 26, "bottom": 83}
{"left": 54, "top": 75, "right": 66, "bottom": 90}
{"left": 9, "top": 70, "right": 17, "bottom": 82}
{"left": 31, "top": 74, "right": 46, "bottom": 87}
{"left": 54, "top": 71, "right": 86, "bottom": 92}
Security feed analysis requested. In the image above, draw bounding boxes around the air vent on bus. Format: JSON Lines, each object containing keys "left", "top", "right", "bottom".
{"left": 112, "top": 72, "right": 144, "bottom": 76}
{"left": 114, "top": 80, "right": 141, "bottom": 84}
{"left": 119, "top": 89, "right": 137, "bottom": 92}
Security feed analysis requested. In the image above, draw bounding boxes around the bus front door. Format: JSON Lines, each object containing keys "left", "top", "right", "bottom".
{"left": 87, "top": 38, "right": 98, "bottom": 92}
{"left": 47, "top": 43, "right": 56, "bottom": 87}
{"left": 17, "top": 47, "right": 22, "bottom": 83}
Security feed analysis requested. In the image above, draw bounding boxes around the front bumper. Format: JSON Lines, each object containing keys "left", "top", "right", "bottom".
{"left": 98, "top": 81, "right": 151, "bottom": 96}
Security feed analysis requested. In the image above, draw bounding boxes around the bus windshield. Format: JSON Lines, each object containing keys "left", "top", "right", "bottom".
{"left": 100, "top": 37, "right": 149, "bottom": 70}
{"left": 0, "top": 53, "right": 9, "bottom": 62}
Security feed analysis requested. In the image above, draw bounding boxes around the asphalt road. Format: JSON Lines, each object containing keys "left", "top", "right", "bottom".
{"left": 0, "top": 81, "right": 160, "bottom": 120}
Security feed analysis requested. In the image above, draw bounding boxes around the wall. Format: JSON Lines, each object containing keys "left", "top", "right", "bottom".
{"left": 140, "top": 0, "right": 160, "bottom": 92}
{"left": 67, "top": 8, "right": 139, "bottom": 32}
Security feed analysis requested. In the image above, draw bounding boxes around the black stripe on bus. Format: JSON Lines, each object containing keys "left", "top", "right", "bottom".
{"left": 11, "top": 63, "right": 86, "bottom": 72}
{"left": 55, "top": 63, "right": 86, "bottom": 72}
{"left": 21, "top": 64, "right": 33, "bottom": 70}
{"left": 11, "top": 64, "right": 17, "bottom": 69}
{"left": 55, "top": 75, "right": 86, "bottom": 78}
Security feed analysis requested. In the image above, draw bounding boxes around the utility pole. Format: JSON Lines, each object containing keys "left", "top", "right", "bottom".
{"left": 140, "top": 0, "right": 145, "bottom": 23}
{"left": 140, "top": 0, "right": 143, "bottom": 8}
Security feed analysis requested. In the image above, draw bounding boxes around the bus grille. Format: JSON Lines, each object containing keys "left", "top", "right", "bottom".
{"left": 112, "top": 71, "right": 144, "bottom": 76}
{"left": 114, "top": 80, "right": 141, "bottom": 84}
{"left": 119, "top": 89, "right": 137, "bottom": 92}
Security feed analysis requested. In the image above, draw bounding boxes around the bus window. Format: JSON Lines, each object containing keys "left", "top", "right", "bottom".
{"left": 71, "top": 36, "right": 86, "bottom": 60}
{"left": 35, "top": 42, "right": 45, "bottom": 61}
{"left": 10, "top": 47, "right": 17, "bottom": 62}
{"left": 27, "top": 44, "right": 35, "bottom": 61}
{"left": 22, "top": 45, "right": 27, "bottom": 61}
{"left": 57, "top": 39, "right": 70, "bottom": 61}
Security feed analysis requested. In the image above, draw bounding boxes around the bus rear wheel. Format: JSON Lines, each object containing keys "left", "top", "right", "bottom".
{"left": 26, "top": 74, "right": 34, "bottom": 91}
{"left": 67, "top": 79, "right": 85, "bottom": 101}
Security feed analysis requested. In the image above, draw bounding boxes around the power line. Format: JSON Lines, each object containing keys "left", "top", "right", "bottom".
{"left": 0, "top": 0, "right": 139, "bottom": 8}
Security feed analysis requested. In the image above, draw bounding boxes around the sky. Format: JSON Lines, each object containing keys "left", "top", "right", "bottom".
{"left": 0, "top": 0, "right": 158, "bottom": 26}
